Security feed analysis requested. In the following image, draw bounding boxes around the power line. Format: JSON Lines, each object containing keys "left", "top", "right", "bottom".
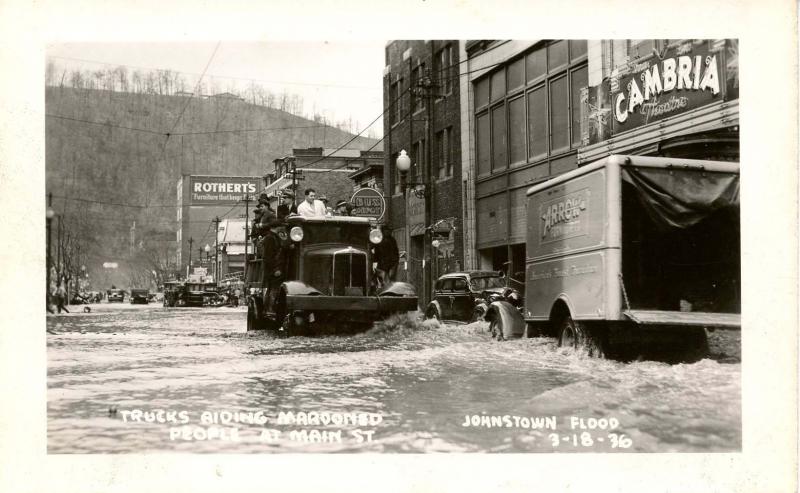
{"left": 168, "top": 41, "right": 221, "bottom": 137}
{"left": 294, "top": 85, "right": 410, "bottom": 169}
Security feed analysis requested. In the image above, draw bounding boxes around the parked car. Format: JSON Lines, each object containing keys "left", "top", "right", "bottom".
{"left": 107, "top": 289, "right": 125, "bottom": 303}
{"left": 130, "top": 289, "right": 150, "bottom": 304}
{"left": 424, "top": 271, "right": 514, "bottom": 322}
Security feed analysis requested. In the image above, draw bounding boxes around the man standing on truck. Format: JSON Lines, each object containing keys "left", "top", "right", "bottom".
{"left": 297, "top": 188, "right": 327, "bottom": 217}
{"left": 277, "top": 191, "right": 297, "bottom": 221}
{"left": 261, "top": 219, "right": 287, "bottom": 313}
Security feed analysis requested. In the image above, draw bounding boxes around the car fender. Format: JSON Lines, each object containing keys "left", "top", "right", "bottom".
{"left": 426, "top": 300, "right": 443, "bottom": 317}
{"left": 473, "top": 300, "right": 490, "bottom": 320}
{"left": 486, "top": 300, "right": 526, "bottom": 338}
{"left": 378, "top": 281, "right": 416, "bottom": 297}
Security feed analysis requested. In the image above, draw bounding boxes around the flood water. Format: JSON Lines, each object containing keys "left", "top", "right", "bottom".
{"left": 47, "top": 303, "right": 741, "bottom": 453}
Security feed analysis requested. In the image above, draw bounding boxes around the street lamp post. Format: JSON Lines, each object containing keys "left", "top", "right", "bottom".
{"left": 396, "top": 149, "right": 432, "bottom": 305}
{"left": 204, "top": 244, "right": 211, "bottom": 276}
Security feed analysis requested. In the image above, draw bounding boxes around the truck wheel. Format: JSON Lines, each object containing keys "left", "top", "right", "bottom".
{"left": 489, "top": 317, "right": 504, "bottom": 340}
{"left": 558, "top": 315, "right": 605, "bottom": 358}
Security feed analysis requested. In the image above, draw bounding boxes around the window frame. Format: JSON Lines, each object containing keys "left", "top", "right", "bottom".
{"left": 473, "top": 40, "right": 589, "bottom": 178}
{"left": 436, "top": 44, "right": 455, "bottom": 98}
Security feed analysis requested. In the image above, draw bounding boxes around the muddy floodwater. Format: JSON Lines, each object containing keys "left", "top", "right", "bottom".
{"left": 46, "top": 303, "right": 741, "bottom": 453}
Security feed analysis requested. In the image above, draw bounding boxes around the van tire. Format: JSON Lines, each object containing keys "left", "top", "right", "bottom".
{"left": 558, "top": 315, "right": 605, "bottom": 358}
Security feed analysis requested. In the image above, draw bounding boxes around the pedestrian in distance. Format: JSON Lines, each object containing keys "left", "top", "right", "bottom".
{"left": 297, "top": 188, "right": 327, "bottom": 217}
{"left": 55, "top": 282, "right": 70, "bottom": 314}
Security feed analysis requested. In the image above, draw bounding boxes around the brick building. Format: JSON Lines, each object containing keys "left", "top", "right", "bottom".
{"left": 383, "top": 40, "right": 463, "bottom": 305}
{"left": 263, "top": 147, "right": 384, "bottom": 210}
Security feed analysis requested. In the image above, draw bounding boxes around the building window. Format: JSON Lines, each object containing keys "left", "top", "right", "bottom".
{"left": 413, "top": 140, "right": 425, "bottom": 180}
{"left": 436, "top": 127, "right": 453, "bottom": 179}
{"left": 549, "top": 74, "right": 569, "bottom": 153}
{"left": 508, "top": 96, "right": 526, "bottom": 165}
{"left": 476, "top": 113, "right": 490, "bottom": 177}
{"left": 437, "top": 44, "right": 455, "bottom": 96}
{"left": 390, "top": 78, "right": 402, "bottom": 126}
{"left": 412, "top": 63, "right": 426, "bottom": 113}
{"left": 491, "top": 104, "right": 507, "bottom": 171}
{"left": 475, "top": 40, "right": 588, "bottom": 176}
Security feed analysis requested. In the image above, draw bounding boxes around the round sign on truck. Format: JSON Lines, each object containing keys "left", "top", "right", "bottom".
{"left": 350, "top": 188, "right": 385, "bottom": 221}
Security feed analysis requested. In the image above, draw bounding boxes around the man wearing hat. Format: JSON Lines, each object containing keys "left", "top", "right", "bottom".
{"left": 335, "top": 200, "right": 353, "bottom": 216}
{"left": 260, "top": 219, "right": 287, "bottom": 313}
{"left": 277, "top": 191, "right": 297, "bottom": 222}
{"left": 251, "top": 192, "right": 275, "bottom": 240}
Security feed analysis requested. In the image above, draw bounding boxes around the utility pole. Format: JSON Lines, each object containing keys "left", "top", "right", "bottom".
{"left": 187, "top": 237, "right": 194, "bottom": 276}
{"left": 243, "top": 193, "right": 251, "bottom": 281}
{"left": 412, "top": 62, "right": 442, "bottom": 306}
{"left": 423, "top": 65, "right": 435, "bottom": 303}
{"left": 213, "top": 216, "right": 221, "bottom": 284}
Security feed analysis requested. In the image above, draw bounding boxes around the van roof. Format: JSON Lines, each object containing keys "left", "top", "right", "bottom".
{"left": 526, "top": 154, "right": 740, "bottom": 196}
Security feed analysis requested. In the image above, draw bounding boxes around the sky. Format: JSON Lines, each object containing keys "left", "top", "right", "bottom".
{"left": 46, "top": 41, "right": 387, "bottom": 136}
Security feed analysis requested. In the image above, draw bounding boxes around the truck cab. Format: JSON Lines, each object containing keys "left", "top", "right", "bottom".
{"left": 246, "top": 215, "right": 418, "bottom": 334}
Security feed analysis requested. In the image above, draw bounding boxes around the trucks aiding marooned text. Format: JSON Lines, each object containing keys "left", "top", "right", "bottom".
{"left": 488, "top": 155, "right": 740, "bottom": 360}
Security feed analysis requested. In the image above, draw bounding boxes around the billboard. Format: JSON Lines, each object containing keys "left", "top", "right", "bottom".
{"left": 188, "top": 175, "right": 261, "bottom": 206}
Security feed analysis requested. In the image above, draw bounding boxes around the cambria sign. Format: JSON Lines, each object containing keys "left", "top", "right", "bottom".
{"left": 582, "top": 40, "right": 736, "bottom": 146}
{"left": 611, "top": 42, "right": 723, "bottom": 132}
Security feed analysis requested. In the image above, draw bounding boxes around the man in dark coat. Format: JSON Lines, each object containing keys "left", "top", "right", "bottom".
{"left": 373, "top": 227, "right": 399, "bottom": 287}
{"left": 277, "top": 191, "right": 297, "bottom": 222}
{"left": 260, "top": 219, "right": 286, "bottom": 312}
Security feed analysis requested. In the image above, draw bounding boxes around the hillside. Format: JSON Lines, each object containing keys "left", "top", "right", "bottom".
{"left": 45, "top": 86, "right": 380, "bottom": 286}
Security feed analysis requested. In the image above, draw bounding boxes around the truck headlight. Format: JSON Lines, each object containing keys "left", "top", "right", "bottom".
{"left": 369, "top": 228, "right": 383, "bottom": 244}
{"left": 289, "top": 226, "right": 304, "bottom": 242}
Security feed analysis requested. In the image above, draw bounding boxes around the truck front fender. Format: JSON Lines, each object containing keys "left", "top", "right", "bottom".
{"left": 487, "top": 301, "right": 526, "bottom": 339}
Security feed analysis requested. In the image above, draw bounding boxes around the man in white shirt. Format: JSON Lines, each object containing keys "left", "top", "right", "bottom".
{"left": 297, "top": 188, "right": 327, "bottom": 217}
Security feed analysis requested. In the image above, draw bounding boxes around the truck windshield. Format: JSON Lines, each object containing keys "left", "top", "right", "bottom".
{"left": 470, "top": 276, "right": 505, "bottom": 290}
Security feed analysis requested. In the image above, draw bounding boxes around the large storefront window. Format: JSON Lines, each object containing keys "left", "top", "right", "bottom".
{"left": 474, "top": 40, "right": 587, "bottom": 178}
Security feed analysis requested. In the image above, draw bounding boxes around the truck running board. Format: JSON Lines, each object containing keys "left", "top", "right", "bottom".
{"left": 623, "top": 310, "right": 741, "bottom": 330}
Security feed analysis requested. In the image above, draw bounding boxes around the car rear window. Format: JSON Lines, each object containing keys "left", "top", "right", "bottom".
{"left": 452, "top": 278, "right": 468, "bottom": 291}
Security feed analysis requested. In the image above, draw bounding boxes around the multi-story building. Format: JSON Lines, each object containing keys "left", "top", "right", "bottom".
{"left": 383, "top": 40, "right": 463, "bottom": 305}
{"left": 460, "top": 39, "right": 739, "bottom": 284}
{"left": 461, "top": 40, "right": 590, "bottom": 282}
{"left": 264, "top": 147, "right": 384, "bottom": 209}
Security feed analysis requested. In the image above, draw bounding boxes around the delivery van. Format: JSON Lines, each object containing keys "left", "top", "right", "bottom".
{"left": 489, "top": 155, "right": 740, "bottom": 360}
